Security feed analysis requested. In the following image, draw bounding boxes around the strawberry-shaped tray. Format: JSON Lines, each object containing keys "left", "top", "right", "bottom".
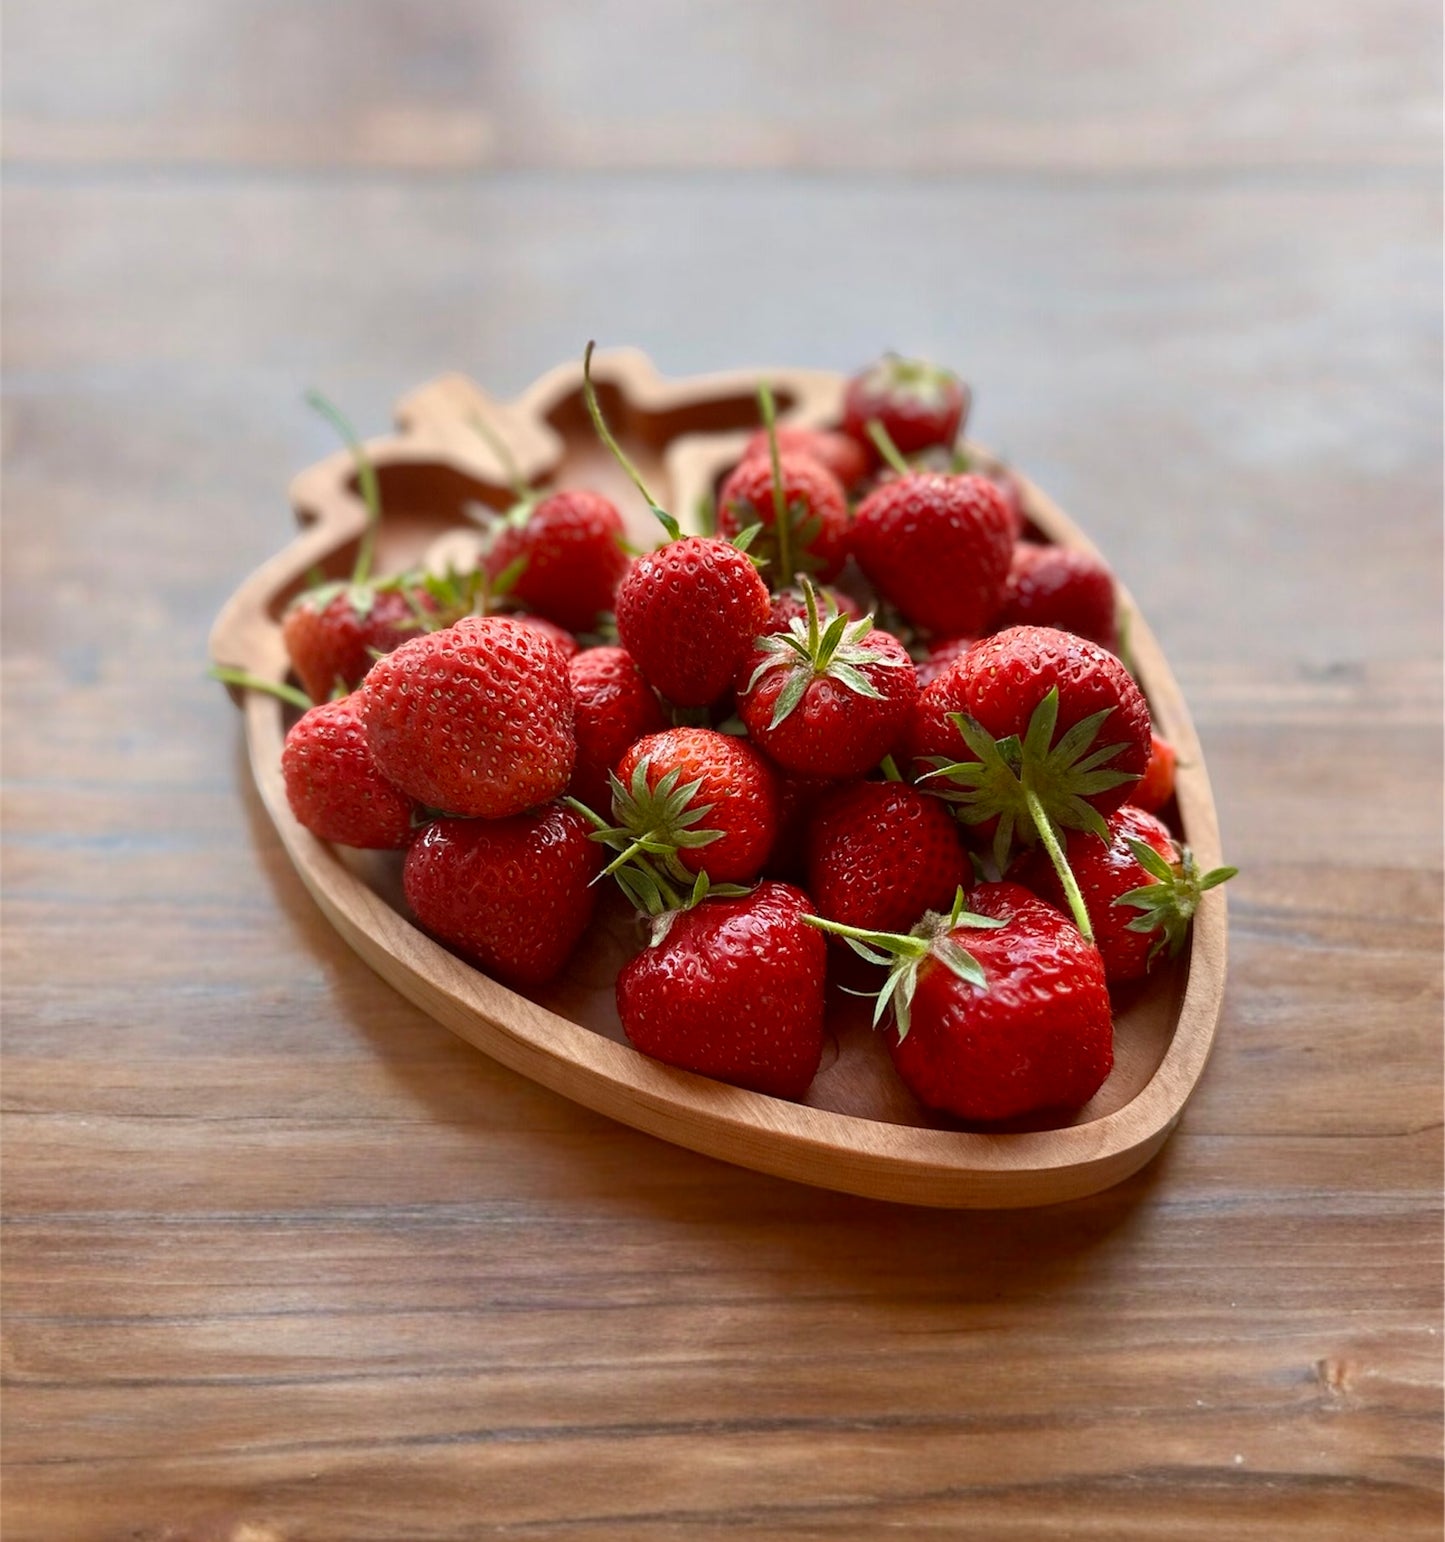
{"left": 210, "top": 351, "right": 1228, "bottom": 1208}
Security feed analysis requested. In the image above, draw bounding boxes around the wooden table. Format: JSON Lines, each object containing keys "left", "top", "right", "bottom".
{"left": 4, "top": 4, "right": 1441, "bottom": 1537}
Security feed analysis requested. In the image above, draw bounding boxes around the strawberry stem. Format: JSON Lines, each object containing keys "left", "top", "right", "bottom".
{"left": 866, "top": 419, "right": 912, "bottom": 478}
{"left": 209, "top": 665, "right": 313, "bottom": 712}
{"left": 466, "top": 410, "right": 530, "bottom": 503}
{"left": 758, "top": 381, "right": 794, "bottom": 588}
{"left": 1024, "top": 785, "right": 1094, "bottom": 943}
{"left": 582, "top": 341, "right": 682, "bottom": 542}
{"left": 306, "top": 389, "right": 381, "bottom": 587}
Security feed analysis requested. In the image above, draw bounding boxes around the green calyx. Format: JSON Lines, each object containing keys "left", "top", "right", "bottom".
{"left": 742, "top": 577, "right": 909, "bottom": 732}
{"left": 803, "top": 888, "right": 1006, "bottom": 1040}
{"left": 1115, "top": 839, "right": 1238, "bottom": 963}
{"left": 922, "top": 686, "right": 1141, "bottom": 944}
{"left": 867, "top": 353, "right": 959, "bottom": 410}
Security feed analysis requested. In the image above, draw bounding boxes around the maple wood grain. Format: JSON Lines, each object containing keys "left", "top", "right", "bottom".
{"left": 2, "top": 3, "right": 1441, "bottom": 1538}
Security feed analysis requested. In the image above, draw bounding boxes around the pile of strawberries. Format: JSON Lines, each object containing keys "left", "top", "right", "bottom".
{"left": 221, "top": 349, "right": 1234, "bottom": 1126}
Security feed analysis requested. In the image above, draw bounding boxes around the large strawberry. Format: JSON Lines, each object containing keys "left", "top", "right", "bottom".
{"left": 739, "top": 425, "right": 869, "bottom": 492}
{"left": 915, "top": 626, "right": 1151, "bottom": 941}
{"left": 617, "top": 880, "right": 827, "bottom": 1099}
{"left": 594, "top": 727, "right": 778, "bottom": 888}
{"left": 585, "top": 344, "right": 771, "bottom": 707}
{"left": 736, "top": 582, "right": 917, "bottom": 779}
{"left": 482, "top": 488, "right": 630, "bottom": 633}
{"left": 281, "top": 695, "right": 416, "bottom": 849}
{"left": 842, "top": 353, "right": 969, "bottom": 460}
{"left": 991, "top": 542, "right": 1118, "bottom": 650}
{"left": 566, "top": 645, "right": 667, "bottom": 813}
{"left": 1022, "top": 805, "right": 1236, "bottom": 983}
{"left": 716, "top": 445, "right": 850, "bottom": 583}
{"left": 807, "top": 882, "right": 1113, "bottom": 1122}
{"left": 805, "top": 779, "right": 970, "bottom": 938}
{"left": 404, "top": 803, "right": 603, "bottom": 986}
{"left": 361, "top": 615, "right": 575, "bottom": 818}
{"left": 851, "top": 446, "right": 1014, "bottom": 637}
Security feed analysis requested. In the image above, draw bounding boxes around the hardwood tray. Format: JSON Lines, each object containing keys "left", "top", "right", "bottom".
{"left": 210, "top": 350, "right": 1228, "bottom": 1208}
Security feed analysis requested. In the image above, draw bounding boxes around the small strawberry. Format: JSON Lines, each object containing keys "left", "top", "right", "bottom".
{"left": 281, "top": 695, "right": 416, "bottom": 849}
{"left": 566, "top": 645, "right": 667, "bottom": 812}
{"left": 766, "top": 584, "right": 863, "bottom": 634}
{"left": 717, "top": 442, "right": 850, "bottom": 583}
{"left": 991, "top": 542, "right": 1117, "bottom": 650}
{"left": 1129, "top": 731, "right": 1178, "bottom": 814}
{"left": 595, "top": 727, "right": 779, "bottom": 887}
{"left": 482, "top": 488, "right": 630, "bottom": 633}
{"left": 808, "top": 883, "right": 1113, "bottom": 1122}
{"left": 361, "top": 615, "right": 575, "bottom": 819}
{"left": 513, "top": 614, "right": 579, "bottom": 660}
{"left": 736, "top": 581, "right": 917, "bottom": 779}
{"left": 916, "top": 626, "right": 1152, "bottom": 943}
{"left": 585, "top": 344, "right": 771, "bottom": 708}
{"left": 805, "top": 778, "right": 970, "bottom": 937}
{"left": 404, "top": 803, "right": 603, "bottom": 987}
{"left": 914, "top": 635, "right": 976, "bottom": 688}
{"left": 843, "top": 353, "right": 969, "bottom": 460}
{"left": 1022, "top": 805, "right": 1236, "bottom": 983}
{"left": 739, "top": 425, "right": 870, "bottom": 492}
{"left": 850, "top": 432, "right": 1014, "bottom": 636}
{"left": 617, "top": 880, "right": 827, "bottom": 1099}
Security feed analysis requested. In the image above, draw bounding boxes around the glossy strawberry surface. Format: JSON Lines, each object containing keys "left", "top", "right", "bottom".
{"left": 617, "top": 881, "right": 827, "bottom": 1099}
{"left": 716, "top": 450, "right": 850, "bottom": 582}
{"left": 842, "top": 356, "right": 969, "bottom": 459}
{"left": 739, "top": 426, "right": 870, "bottom": 492}
{"left": 404, "top": 803, "right": 602, "bottom": 987}
{"left": 483, "top": 489, "right": 629, "bottom": 632}
{"left": 281, "top": 696, "right": 415, "bottom": 849}
{"left": 992, "top": 542, "right": 1117, "bottom": 650}
{"left": 566, "top": 645, "right": 667, "bottom": 814}
{"left": 361, "top": 616, "right": 575, "bottom": 819}
{"left": 888, "top": 881, "right": 1113, "bottom": 1121}
{"left": 1129, "top": 731, "right": 1178, "bottom": 814}
{"left": 282, "top": 583, "right": 429, "bottom": 703}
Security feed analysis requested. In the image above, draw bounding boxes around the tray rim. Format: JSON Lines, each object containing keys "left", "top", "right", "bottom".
{"left": 210, "top": 349, "right": 1228, "bottom": 1209}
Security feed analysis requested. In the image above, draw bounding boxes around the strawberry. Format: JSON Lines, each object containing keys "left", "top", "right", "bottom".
{"left": 617, "top": 881, "right": 827, "bottom": 1098}
{"left": 585, "top": 345, "right": 771, "bottom": 708}
{"left": 765, "top": 769, "right": 838, "bottom": 880}
{"left": 1129, "top": 731, "right": 1178, "bottom": 814}
{"left": 739, "top": 425, "right": 870, "bottom": 492}
{"left": 991, "top": 542, "right": 1118, "bottom": 650}
{"left": 717, "top": 450, "right": 850, "bottom": 583}
{"left": 808, "top": 883, "right": 1113, "bottom": 1122}
{"left": 566, "top": 645, "right": 667, "bottom": 813}
{"left": 914, "top": 635, "right": 976, "bottom": 688}
{"left": 843, "top": 353, "right": 969, "bottom": 460}
{"left": 805, "top": 779, "right": 970, "bottom": 937}
{"left": 283, "top": 581, "right": 434, "bottom": 704}
{"left": 280, "top": 695, "right": 416, "bottom": 849}
{"left": 851, "top": 454, "right": 1014, "bottom": 636}
{"left": 482, "top": 488, "right": 629, "bottom": 633}
{"left": 915, "top": 626, "right": 1151, "bottom": 942}
{"left": 736, "top": 582, "right": 918, "bottom": 779}
{"left": 404, "top": 803, "right": 603, "bottom": 987}
{"left": 766, "top": 584, "right": 863, "bottom": 633}
{"left": 1022, "top": 805, "right": 1236, "bottom": 983}
{"left": 513, "top": 614, "right": 579, "bottom": 660}
{"left": 598, "top": 727, "right": 779, "bottom": 886}
{"left": 360, "top": 615, "right": 575, "bottom": 819}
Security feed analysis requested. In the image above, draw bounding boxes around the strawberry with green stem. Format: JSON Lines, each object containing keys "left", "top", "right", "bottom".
{"left": 716, "top": 383, "right": 850, "bottom": 585}
{"left": 584, "top": 343, "right": 772, "bottom": 708}
{"left": 736, "top": 577, "right": 917, "bottom": 779}
{"left": 843, "top": 354, "right": 970, "bottom": 462}
{"left": 806, "top": 882, "right": 1114, "bottom": 1122}
{"left": 915, "top": 625, "right": 1152, "bottom": 944}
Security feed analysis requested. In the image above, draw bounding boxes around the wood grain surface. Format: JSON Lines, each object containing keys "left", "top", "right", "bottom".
{"left": 3, "top": 3, "right": 1441, "bottom": 1538}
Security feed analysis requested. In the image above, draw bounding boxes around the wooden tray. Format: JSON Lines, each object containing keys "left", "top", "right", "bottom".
{"left": 210, "top": 350, "right": 1228, "bottom": 1208}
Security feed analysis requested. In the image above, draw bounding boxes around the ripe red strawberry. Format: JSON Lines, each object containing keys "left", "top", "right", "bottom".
{"left": 766, "top": 584, "right": 863, "bottom": 633}
{"left": 736, "top": 584, "right": 917, "bottom": 778}
{"left": 566, "top": 645, "right": 667, "bottom": 812}
{"left": 843, "top": 354, "right": 969, "bottom": 460}
{"left": 282, "top": 581, "right": 433, "bottom": 703}
{"left": 280, "top": 695, "right": 416, "bottom": 849}
{"left": 482, "top": 488, "right": 629, "bottom": 633}
{"left": 914, "top": 635, "right": 976, "bottom": 688}
{"left": 851, "top": 471, "right": 1013, "bottom": 636}
{"left": 991, "top": 542, "right": 1117, "bottom": 650}
{"left": 617, "top": 881, "right": 827, "bottom": 1099}
{"left": 1022, "top": 805, "right": 1236, "bottom": 983}
{"left": 716, "top": 450, "right": 850, "bottom": 583}
{"left": 604, "top": 728, "right": 778, "bottom": 885}
{"left": 361, "top": 615, "right": 575, "bottom": 819}
{"left": 913, "top": 626, "right": 1151, "bottom": 942}
{"left": 765, "top": 769, "right": 838, "bottom": 879}
{"left": 404, "top": 803, "right": 603, "bottom": 987}
{"left": 739, "top": 425, "right": 869, "bottom": 492}
{"left": 986, "top": 467, "right": 1028, "bottom": 542}
{"left": 809, "top": 882, "right": 1113, "bottom": 1122}
{"left": 806, "top": 780, "right": 970, "bottom": 937}
{"left": 513, "top": 613, "right": 579, "bottom": 660}
{"left": 1129, "top": 731, "right": 1178, "bottom": 814}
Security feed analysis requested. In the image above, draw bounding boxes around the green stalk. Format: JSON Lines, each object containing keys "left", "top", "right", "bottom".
{"left": 209, "top": 666, "right": 313, "bottom": 712}
{"left": 582, "top": 341, "right": 681, "bottom": 541}
{"left": 305, "top": 389, "right": 381, "bottom": 586}
{"left": 467, "top": 410, "right": 530, "bottom": 502}
{"left": 1024, "top": 786, "right": 1094, "bottom": 943}
{"left": 866, "top": 419, "right": 912, "bottom": 478}
{"left": 758, "top": 380, "right": 794, "bottom": 588}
